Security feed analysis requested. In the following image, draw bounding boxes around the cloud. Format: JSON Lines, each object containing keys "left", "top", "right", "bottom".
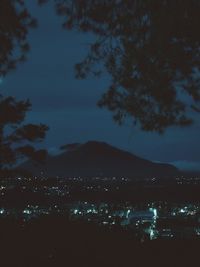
{"left": 169, "top": 160, "right": 200, "bottom": 171}
{"left": 48, "top": 147, "right": 61, "bottom": 156}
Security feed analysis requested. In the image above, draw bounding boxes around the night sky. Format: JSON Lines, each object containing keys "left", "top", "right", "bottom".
{"left": 1, "top": 2, "right": 200, "bottom": 171}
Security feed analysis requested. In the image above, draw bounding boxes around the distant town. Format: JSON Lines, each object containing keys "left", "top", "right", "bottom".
{"left": 1, "top": 175, "right": 200, "bottom": 241}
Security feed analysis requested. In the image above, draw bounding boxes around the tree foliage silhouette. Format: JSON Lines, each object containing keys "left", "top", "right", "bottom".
{"left": 0, "top": 1, "right": 48, "bottom": 174}
{"left": 0, "top": 95, "right": 48, "bottom": 173}
{"left": 2, "top": 1, "right": 200, "bottom": 132}
{"left": 51, "top": 0, "right": 200, "bottom": 132}
{"left": 0, "top": 0, "right": 37, "bottom": 76}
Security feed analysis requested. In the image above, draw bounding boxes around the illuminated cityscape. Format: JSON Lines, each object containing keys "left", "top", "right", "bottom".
{"left": 1, "top": 175, "right": 200, "bottom": 242}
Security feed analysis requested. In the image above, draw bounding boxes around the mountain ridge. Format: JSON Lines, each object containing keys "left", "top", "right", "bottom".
{"left": 20, "top": 141, "right": 179, "bottom": 178}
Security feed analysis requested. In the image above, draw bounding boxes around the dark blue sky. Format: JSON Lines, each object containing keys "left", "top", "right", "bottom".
{"left": 1, "top": 1, "right": 200, "bottom": 171}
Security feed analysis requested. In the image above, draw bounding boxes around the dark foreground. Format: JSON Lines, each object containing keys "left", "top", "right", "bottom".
{"left": 0, "top": 215, "right": 199, "bottom": 267}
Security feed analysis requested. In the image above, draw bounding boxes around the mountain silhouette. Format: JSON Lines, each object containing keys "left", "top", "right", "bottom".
{"left": 20, "top": 141, "right": 178, "bottom": 178}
